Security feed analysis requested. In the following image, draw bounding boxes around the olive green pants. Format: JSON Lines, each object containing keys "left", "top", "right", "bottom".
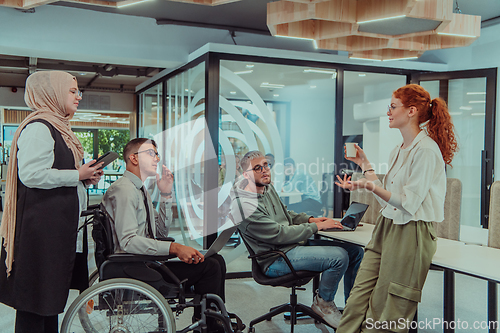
{"left": 336, "top": 215, "right": 437, "bottom": 333}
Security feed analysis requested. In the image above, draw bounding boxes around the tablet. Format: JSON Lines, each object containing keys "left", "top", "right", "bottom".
{"left": 90, "top": 151, "right": 119, "bottom": 170}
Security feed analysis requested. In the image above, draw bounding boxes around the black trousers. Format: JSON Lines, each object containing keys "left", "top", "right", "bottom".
{"left": 161, "top": 253, "right": 226, "bottom": 301}
{"left": 15, "top": 310, "right": 58, "bottom": 333}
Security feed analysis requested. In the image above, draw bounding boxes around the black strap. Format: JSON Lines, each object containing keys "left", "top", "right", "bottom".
{"left": 141, "top": 186, "right": 155, "bottom": 239}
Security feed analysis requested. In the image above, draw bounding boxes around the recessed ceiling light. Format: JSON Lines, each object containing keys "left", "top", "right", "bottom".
{"left": 303, "top": 69, "right": 337, "bottom": 78}
{"left": 466, "top": 92, "right": 486, "bottom": 95}
{"left": 260, "top": 82, "right": 285, "bottom": 89}
{"left": 310, "top": 85, "right": 317, "bottom": 89}
{"left": 273, "top": 94, "right": 279, "bottom": 97}
{"left": 304, "top": 69, "right": 336, "bottom": 75}
{"left": 230, "top": 91, "right": 237, "bottom": 95}
{"left": 459, "top": 106, "right": 473, "bottom": 110}
{"left": 469, "top": 100, "right": 486, "bottom": 104}
{"left": 234, "top": 70, "right": 253, "bottom": 75}
{"left": 358, "top": 73, "right": 366, "bottom": 77}
{"left": 152, "top": 102, "right": 157, "bottom": 106}
{"left": 471, "top": 113, "right": 486, "bottom": 116}
{"left": 246, "top": 64, "right": 254, "bottom": 68}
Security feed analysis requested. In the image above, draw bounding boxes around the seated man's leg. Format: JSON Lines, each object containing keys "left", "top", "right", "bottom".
{"left": 207, "top": 253, "right": 226, "bottom": 302}
{"left": 307, "top": 239, "right": 364, "bottom": 301}
{"left": 265, "top": 243, "right": 351, "bottom": 328}
{"left": 162, "top": 254, "right": 226, "bottom": 299}
{"left": 265, "top": 244, "right": 348, "bottom": 302}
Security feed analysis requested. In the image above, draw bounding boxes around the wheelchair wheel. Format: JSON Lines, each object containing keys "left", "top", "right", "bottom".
{"left": 88, "top": 269, "right": 99, "bottom": 288}
{"left": 61, "top": 278, "right": 176, "bottom": 333}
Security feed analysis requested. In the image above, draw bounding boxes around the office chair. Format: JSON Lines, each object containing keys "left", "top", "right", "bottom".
{"left": 240, "top": 236, "right": 329, "bottom": 333}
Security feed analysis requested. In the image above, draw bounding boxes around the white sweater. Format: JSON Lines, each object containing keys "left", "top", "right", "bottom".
{"left": 373, "top": 130, "right": 446, "bottom": 225}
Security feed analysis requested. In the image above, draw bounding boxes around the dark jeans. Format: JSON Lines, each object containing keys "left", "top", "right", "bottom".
{"left": 266, "top": 239, "right": 364, "bottom": 303}
{"left": 15, "top": 310, "right": 58, "bottom": 333}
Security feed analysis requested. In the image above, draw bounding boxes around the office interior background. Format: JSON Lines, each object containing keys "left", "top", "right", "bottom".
{"left": 1, "top": 0, "right": 500, "bottom": 332}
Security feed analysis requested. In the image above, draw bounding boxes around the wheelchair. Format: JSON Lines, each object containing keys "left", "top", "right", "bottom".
{"left": 61, "top": 204, "right": 241, "bottom": 333}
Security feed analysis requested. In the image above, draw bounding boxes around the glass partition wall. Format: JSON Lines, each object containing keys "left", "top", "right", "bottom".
{"left": 218, "top": 60, "right": 337, "bottom": 272}
{"left": 137, "top": 53, "right": 419, "bottom": 275}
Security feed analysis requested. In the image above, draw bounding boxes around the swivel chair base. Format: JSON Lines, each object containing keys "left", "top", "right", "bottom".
{"left": 248, "top": 286, "right": 330, "bottom": 333}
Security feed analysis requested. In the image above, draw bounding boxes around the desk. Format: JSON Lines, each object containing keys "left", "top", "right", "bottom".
{"left": 319, "top": 224, "right": 500, "bottom": 333}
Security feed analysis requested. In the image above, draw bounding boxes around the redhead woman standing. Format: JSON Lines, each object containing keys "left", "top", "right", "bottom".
{"left": 335, "top": 84, "right": 458, "bottom": 333}
{"left": 0, "top": 71, "right": 103, "bottom": 332}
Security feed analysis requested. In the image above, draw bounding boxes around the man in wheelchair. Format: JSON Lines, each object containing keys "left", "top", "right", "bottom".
{"left": 98, "top": 138, "right": 242, "bottom": 333}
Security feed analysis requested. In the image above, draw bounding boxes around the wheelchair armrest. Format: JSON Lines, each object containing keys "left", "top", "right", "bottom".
{"left": 108, "top": 253, "right": 176, "bottom": 262}
{"left": 249, "top": 249, "right": 300, "bottom": 279}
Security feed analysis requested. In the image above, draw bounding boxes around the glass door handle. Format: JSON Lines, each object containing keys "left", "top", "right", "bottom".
{"left": 481, "top": 150, "right": 488, "bottom": 228}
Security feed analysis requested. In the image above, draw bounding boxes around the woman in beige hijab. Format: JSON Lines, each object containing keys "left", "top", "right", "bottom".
{"left": 0, "top": 71, "right": 103, "bottom": 333}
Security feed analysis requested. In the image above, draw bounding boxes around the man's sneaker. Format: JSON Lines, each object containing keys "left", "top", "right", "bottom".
{"left": 311, "top": 294, "right": 342, "bottom": 328}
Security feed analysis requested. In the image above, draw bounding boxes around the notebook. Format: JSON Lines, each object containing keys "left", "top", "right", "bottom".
{"left": 324, "top": 201, "right": 369, "bottom": 232}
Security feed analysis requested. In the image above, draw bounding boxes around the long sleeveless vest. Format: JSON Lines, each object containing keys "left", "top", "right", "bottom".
{"left": 0, "top": 119, "right": 81, "bottom": 316}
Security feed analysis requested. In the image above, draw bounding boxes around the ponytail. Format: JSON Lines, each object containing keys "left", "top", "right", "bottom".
{"left": 424, "top": 98, "right": 458, "bottom": 166}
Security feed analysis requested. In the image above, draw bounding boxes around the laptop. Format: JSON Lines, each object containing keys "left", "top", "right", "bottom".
{"left": 325, "top": 201, "right": 369, "bottom": 231}
{"left": 170, "top": 225, "right": 239, "bottom": 261}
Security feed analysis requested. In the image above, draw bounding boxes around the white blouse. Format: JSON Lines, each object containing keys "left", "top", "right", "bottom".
{"left": 17, "top": 122, "right": 87, "bottom": 252}
{"left": 372, "top": 131, "right": 447, "bottom": 225}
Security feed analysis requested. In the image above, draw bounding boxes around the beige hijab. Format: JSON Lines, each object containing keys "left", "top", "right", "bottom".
{"left": 0, "top": 71, "right": 84, "bottom": 275}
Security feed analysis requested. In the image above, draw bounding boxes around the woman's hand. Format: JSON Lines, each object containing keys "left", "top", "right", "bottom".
{"left": 335, "top": 174, "right": 375, "bottom": 192}
{"left": 78, "top": 160, "right": 104, "bottom": 181}
{"left": 84, "top": 169, "right": 104, "bottom": 186}
{"left": 156, "top": 165, "right": 174, "bottom": 194}
{"left": 345, "top": 144, "right": 371, "bottom": 170}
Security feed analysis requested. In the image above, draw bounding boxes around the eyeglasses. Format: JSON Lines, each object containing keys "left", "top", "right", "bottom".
{"left": 246, "top": 163, "right": 271, "bottom": 174}
{"left": 134, "top": 149, "right": 160, "bottom": 160}
{"left": 388, "top": 104, "right": 404, "bottom": 112}
{"left": 70, "top": 90, "right": 83, "bottom": 98}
